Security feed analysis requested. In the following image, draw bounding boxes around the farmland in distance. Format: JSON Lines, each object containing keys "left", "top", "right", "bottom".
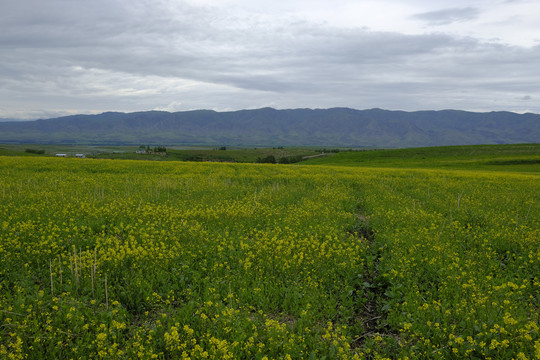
{"left": 0, "top": 147, "right": 538, "bottom": 359}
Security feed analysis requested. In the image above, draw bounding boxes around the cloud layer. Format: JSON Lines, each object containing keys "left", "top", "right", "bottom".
{"left": 1, "top": 0, "right": 539, "bottom": 119}
{"left": 412, "top": 7, "right": 480, "bottom": 25}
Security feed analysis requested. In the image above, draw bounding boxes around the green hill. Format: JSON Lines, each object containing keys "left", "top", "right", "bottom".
{"left": 302, "top": 143, "right": 540, "bottom": 172}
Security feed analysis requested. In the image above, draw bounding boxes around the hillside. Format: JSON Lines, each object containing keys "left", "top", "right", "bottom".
{"left": 302, "top": 143, "right": 540, "bottom": 172}
{"left": 0, "top": 108, "right": 538, "bottom": 147}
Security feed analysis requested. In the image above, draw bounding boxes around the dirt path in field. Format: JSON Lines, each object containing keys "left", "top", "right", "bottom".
{"left": 349, "top": 213, "right": 399, "bottom": 349}
{"left": 302, "top": 153, "right": 327, "bottom": 159}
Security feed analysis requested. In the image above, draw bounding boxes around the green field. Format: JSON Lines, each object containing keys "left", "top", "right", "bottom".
{"left": 3, "top": 143, "right": 539, "bottom": 171}
{"left": 0, "top": 144, "right": 320, "bottom": 164}
{"left": 0, "top": 145, "right": 538, "bottom": 359}
{"left": 303, "top": 144, "right": 540, "bottom": 173}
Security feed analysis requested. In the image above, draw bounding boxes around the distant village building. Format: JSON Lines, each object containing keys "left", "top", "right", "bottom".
{"left": 55, "top": 153, "right": 68, "bottom": 157}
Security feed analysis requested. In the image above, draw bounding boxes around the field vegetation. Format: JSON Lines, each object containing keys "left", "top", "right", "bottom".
{"left": 0, "top": 144, "right": 320, "bottom": 164}
{"left": 303, "top": 144, "right": 540, "bottom": 173}
{"left": 0, "top": 144, "right": 538, "bottom": 359}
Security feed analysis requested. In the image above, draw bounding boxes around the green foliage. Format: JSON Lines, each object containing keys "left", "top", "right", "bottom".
{"left": 74, "top": 146, "right": 318, "bottom": 163}
{"left": 278, "top": 155, "right": 304, "bottom": 164}
{"left": 0, "top": 151, "right": 538, "bottom": 359}
{"left": 315, "top": 148, "right": 341, "bottom": 153}
{"left": 303, "top": 143, "right": 540, "bottom": 172}
{"left": 256, "top": 155, "right": 277, "bottom": 163}
{"left": 24, "top": 148, "right": 45, "bottom": 154}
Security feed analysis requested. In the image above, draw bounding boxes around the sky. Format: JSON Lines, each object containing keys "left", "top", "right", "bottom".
{"left": 1, "top": 0, "right": 539, "bottom": 120}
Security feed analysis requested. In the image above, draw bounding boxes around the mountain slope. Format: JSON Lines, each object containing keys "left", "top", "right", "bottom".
{"left": 0, "top": 108, "right": 538, "bottom": 147}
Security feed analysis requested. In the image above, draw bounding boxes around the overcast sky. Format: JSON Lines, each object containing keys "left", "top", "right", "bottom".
{"left": 1, "top": 0, "right": 539, "bottom": 119}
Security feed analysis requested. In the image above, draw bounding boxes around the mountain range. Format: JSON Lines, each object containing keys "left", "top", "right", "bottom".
{"left": 0, "top": 108, "right": 538, "bottom": 147}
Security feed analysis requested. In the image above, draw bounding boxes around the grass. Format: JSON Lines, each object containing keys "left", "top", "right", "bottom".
{"left": 0, "top": 144, "right": 538, "bottom": 359}
{"left": 0, "top": 144, "right": 320, "bottom": 163}
{"left": 302, "top": 143, "right": 540, "bottom": 172}
{"left": 4, "top": 143, "right": 539, "bottom": 170}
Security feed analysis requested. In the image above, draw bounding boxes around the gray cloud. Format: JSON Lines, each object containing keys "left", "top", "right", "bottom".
{"left": 412, "top": 7, "right": 480, "bottom": 26}
{"left": 1, "top": 0, "right": 539, "bottom": 119}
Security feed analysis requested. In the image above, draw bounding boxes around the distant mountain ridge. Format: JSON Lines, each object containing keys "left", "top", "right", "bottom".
{"left": 0, "top": 107, "right": 538, "bottom": 147}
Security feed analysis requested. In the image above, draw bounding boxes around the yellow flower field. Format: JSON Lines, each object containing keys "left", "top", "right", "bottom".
{"left": 0, "top": 156, "right": 538, "bottom": 359}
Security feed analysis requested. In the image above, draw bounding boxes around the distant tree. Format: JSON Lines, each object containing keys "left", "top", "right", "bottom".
{"left": 25, "top": 148, "right": 45, "bottom": 154}
{"left": 315, "top": 148, "right": 340, "bottom": 153}
{"left": 256, "top": 155, "right": 276, "bottom": 164}
{"left": 278, "top": 155, "right": 303, "bottom": 164}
